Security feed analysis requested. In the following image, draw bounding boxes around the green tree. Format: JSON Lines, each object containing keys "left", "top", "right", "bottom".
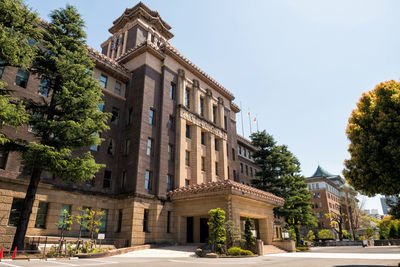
{"left": 317, "top": 229, "right": 334, "bottom": 239}
{"left": 306, "top": 230, "right": 315, "bottom": 242}
{"left": 11, "top": 5, "right": 109, "bottom": 250}
{"left": 0, "top": 0, "right": 42, "bottom": 144}
{"left": 388, "top": 223, "right": 398, "bottom": 239}
{"left": 325, "top": 208, "right": 348, "bottom": 241}
{"left": 244, "top": 217, "right": 255, "bottom": 250}
{"left": 250, "top": 131, "right": 317, "bottom": 245}
{"left": 344, "top": 81, "right": 400, "bottom": 216}
{"left": 207, "top": 208, "right": 226, "bottom": 253}
{"left": 55, "top": 209, "right": 73, "bottom": 242}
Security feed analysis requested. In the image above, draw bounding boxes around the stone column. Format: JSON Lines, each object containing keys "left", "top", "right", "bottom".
{"left": 177, "top": 69, "right": 185, "bottom": 106}
{"left": 205, "top": 89, "right": 213, "bottom": 121}
{"left": 192, "top": 79, "right": 200, "bottom": 114}
{"left": 122, "top": 30, "right": 128, "bottom": 54}
{"left": 107, "top": 41, "right": 111, "bottom": 58}
{"left": 176, "top": 215, "right": 186, "bottom": 244}
{"left": 206, "top": 133, "right": 216, "bottom": 182}
{"left": 191, "top": 125, "right": 202, "bottom": 185}
{"left": 220, "top": 139, "right": 228, "bottom": 180}
{"left": 147, "top": 31, "right": 152, "bottom": 44}
{"left": 259, "top": 218, "right": 272, "bottom": 245}
{"left": 117, "top": 33, "right": 123, "bottom": 58}
{"left": 218, "top": 97, "right": 225, "bottom": 128}
{"left": 174, "top": 116, "right": 186, "bottom": 188}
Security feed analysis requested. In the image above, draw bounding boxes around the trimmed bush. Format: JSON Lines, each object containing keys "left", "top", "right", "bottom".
{"left": 296, "top": 247, "right": 309, "bottom": 252}
{"left": 228, "top": 247, "right": 242, "bottom": 256}
{"left": 241, "top": 249, "right": 254, "bottom": 255}
{"left": 227, "top": 247, "right": 254, "bottom": 256}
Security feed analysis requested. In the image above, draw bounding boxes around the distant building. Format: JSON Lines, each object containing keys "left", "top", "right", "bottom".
{"left": 364, "top": 209, "right": 371, "bottom": 215}
{"left": 305, "top": 166, "right": 357, "bottom": 236}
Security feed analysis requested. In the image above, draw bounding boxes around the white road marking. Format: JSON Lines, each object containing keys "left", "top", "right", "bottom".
{"left": 266, "top": 252, "right": 400, "bottom": 260}
{"left": 0, "top": 262, "right": 20, "bottom": 267}
{"left": 41, "top": 260, "right": 77, "bottom": 266}
{"left": 168, "top": 259, "right": 258, "bottom": 264}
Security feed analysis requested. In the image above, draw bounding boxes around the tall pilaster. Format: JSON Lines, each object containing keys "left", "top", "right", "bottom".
{"left": 177, "top": 69, "right": 185, "bottom": 106}
{"left": 122, "top": 30, "right": 128, "bottom": 54}
{"left": 218, "top": 97, "right": 225, "bottom": 128}
{"left": 220, "top": 139, "right": 228, "bottom": 180}
{"left": 107, "top": 41, "right": 111, "bottom": 57}
{"left": 117, "top": 33, "right": 123, "bottom": 58}
{"left": 191, "top": 125, "right": 202, "bottom": 185}
{"left": 205, "top": 89, "right": 213, "bottom": 121}
{"left": 206, "top": 133, "right": 216, "bottom": 182}
{"left": 174, "top": 117, "right": 186, "bottom": 188}
{"left": 192, "top": 79, "right": 200, "bottom": 114}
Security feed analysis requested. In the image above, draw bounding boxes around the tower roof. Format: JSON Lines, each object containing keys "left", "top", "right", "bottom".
{"left": 311, "top": 165, "right": 337, "bottom": 178}
{"left": 109, "top": 2, "right": 173, "bottom": 39}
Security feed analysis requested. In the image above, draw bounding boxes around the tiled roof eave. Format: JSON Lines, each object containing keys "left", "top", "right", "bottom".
{"left": 169, "top": 180, "right": 284, "bottom": 207}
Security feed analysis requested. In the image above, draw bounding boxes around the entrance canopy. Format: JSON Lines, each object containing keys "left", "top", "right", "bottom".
{"left": 169, "top": 180, "right": 284, "bottom": 244}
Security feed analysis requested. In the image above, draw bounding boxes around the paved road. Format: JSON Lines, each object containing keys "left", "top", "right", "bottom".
{"left": 0, "top": 246, "right": 398, "bottom": 267}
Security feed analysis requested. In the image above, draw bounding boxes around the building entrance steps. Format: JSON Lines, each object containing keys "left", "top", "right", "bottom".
{"left": 263, "top": 245, "right": 286, "bottom": 255}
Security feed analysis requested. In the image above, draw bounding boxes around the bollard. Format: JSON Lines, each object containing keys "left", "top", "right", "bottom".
{"left": 0, "top": 247, "right": 3, "bottom": 259}
{"left": 11, "top": 247, "right": 17, "bottom": 259}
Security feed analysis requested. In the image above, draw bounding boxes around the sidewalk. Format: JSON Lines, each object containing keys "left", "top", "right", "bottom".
{"left": 267, "top": 252, "right": 400, "bottom": 260}
{"left": 112, "top": 246, "right": 197, "bottom": 258}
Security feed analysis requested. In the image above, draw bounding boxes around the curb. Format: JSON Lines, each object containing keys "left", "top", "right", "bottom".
{"left": 76, "top": 244, "right": 153, "bottom": 259}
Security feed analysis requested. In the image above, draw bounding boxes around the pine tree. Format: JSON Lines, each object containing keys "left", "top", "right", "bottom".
{"left": 251, "top": 131, "right": 317, "bottom": 245}
{"left": 244, "top": 217, "right": 255, "bottom": 250}
{"left": 0, "top": 0, "right": 42, "bottom": 144}
{"left": 207, "top": 208, "right": 226, "bottom": 253}
{"left": 11, "top": 5, "right": 109, "bottom": 250}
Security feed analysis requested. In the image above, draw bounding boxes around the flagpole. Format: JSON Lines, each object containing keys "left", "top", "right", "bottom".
{"left": 248, "top": 111, "right": 252, "bottom": 136}
{"left": 255, "top": 114, "right": 259, "bottom": 132}
{"left": 240, "top": 102, "right": 244, "bottom": 136}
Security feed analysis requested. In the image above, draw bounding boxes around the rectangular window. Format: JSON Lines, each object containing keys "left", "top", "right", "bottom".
{"left": 201, "top": 132, "right": 205, "bottom": 145}
{"left": 201, "top": 157, "right": 206, "bottom": 171}
{"left": 185, "top": 151, "right": 190, "bottom": 166}
{"left": 107, "top": 139, "right": 115, "bottom": 155}
{"left": 127, "top": 108, "right": 133, "bottom": 125}
{"left": 58, "top": 204, "right": 71, "bottom": 230}
{"left": 143, "top": 209, "right": 149, "bottom": 232}
{"left": 114, "top": 82, "right": 121, "bottom": 95}
{"left": 145, "top": 170, "right": 152, "bottom": 190}
{"left": 170, "top": 83, "right": 176, "bottom": 100}
{"left": 167, "top": 211, "right": 171, "bottom": 233}
{"left": 186, "top": 124, "right": 191, "bottom": 139}
{"left": 215, "top": 162, "right": 219, "bottom": 176}
{"left": 8, "top": 198, "right": 24, "bottom": 226}
{"left": 146, "top": 138, "right": 153, "bottom": 156}
{"left": 185, "top": 88, "right": 190, "bottom": 108}
{"left": 200, "top": 98, "right": 204, "bottom": 116}
{"left": 99, "top": 209, "right": 108, "bottom": 233}
{"left": 111, "top": 107, "right": 119, "bottom": 125}
{"left": 100, "top": 74, "right": 108, "bottom": 88}
{"left": 238, "top": 145, "right": 242, "bottom": 155}
{"left": 185, "top": 179, "right": 190, "bottom": 187}
{"left": 116, "top": 209, "right": 123, "bottom": 233}
{"left": 240, "top": 163, "right": 243, "bottom": 173}
{"left": 246, "top": 165, "right": 248, "bottom": 175}
{"left": 149, "top": 108, "right": 155, "bottom": 125}
{"left": 0, "top": 150, "right": 8, "bottom": 169}
{"left": 168, "top": 144, "right": 174, "bottom": 161}
{"left": 38, "top": 78, "right": 50, "bottom": 97}
{"left": 124, "top": 139, "right": 130, "bottom": 155}
{"left": 250, "top": 167, "right": 253, "bottom": 177}
{"left": 232, "top": 148, "right": 235, "bottom": 161}
{"left": 34, "top": 201, "right": 48, "bottom": 229}
{"left": 14, "top": 69, "right": 29, "bottom": 88}
{"left": 167, "top": 174, "right": 173, "bottom": 192}
{"left": 212, "top": 105, "right": 217, "bottom": 123}
{"left": 319, "top": 202, "right": 322, "bottom": 208}
{"left": 121, "top": 171, "right": 126, "bottom": 190}
{"left": 168, "top": 116, "right": 175, "bottom": 131}
{"left": 103, "top": 170, "right": 111, "bottom": 188}
{"left": 214, "top": 139, "right": 219, "bottom": 151}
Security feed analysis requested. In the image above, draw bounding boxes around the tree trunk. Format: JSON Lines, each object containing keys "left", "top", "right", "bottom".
{"left": 338, "top": 223, "right": 343, "bottom": 241}
{"left": 295, "top": 225, "right": 301, "bottom": 246}
{"left": 11, "top": 168, "right": 42, "bottom": 250}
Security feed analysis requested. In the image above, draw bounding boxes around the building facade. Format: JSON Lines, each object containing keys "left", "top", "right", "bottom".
{"left": 0, "top": 2, "right": 283, "bottom": 248}
{"left": 305, "top": 166, "right": 357, "bottom": 237}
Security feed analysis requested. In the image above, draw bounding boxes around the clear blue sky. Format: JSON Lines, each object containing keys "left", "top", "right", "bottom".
{"left": 25, "top": 0, "right": 399, "bottom": 213}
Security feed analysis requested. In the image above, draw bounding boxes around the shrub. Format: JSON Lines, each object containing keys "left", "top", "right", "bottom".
{"left": 208, "top": 208, "right": 226, "bottom": 253}
{"left": 296, "top": 247, "right": 309, "bottom": 252}
{"left": 227, "top": 247, "right": 254, "bottom": 256}
{"left": 306, "top": 230, "right": 315, "bottom": 242}
{"left": 318, "top": 229, "right": 334, "bottom": 239}
{"left": 389, "top": 223, "right": 398, "bottom": 239}
{"left": 244, "top": 217, "right": 255, "bottom": 250}
{"left": 227, "top": 247, "right": 242, "bottom": 256}
{"left": 241, "top": 249, "right": 253, "bottom": 255}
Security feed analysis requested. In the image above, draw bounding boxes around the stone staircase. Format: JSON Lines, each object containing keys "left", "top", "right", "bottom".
{"left": 263, "top": 245, "right": 287, "bottom": 255}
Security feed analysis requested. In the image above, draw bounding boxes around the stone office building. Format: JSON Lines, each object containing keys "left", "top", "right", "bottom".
{"left": 0, "top": 2, "right": 283, "bottom": 248}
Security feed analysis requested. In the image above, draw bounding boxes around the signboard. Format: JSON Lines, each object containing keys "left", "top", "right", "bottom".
{"left": 98, "top": 233, "right": 105, "bottom": 240}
